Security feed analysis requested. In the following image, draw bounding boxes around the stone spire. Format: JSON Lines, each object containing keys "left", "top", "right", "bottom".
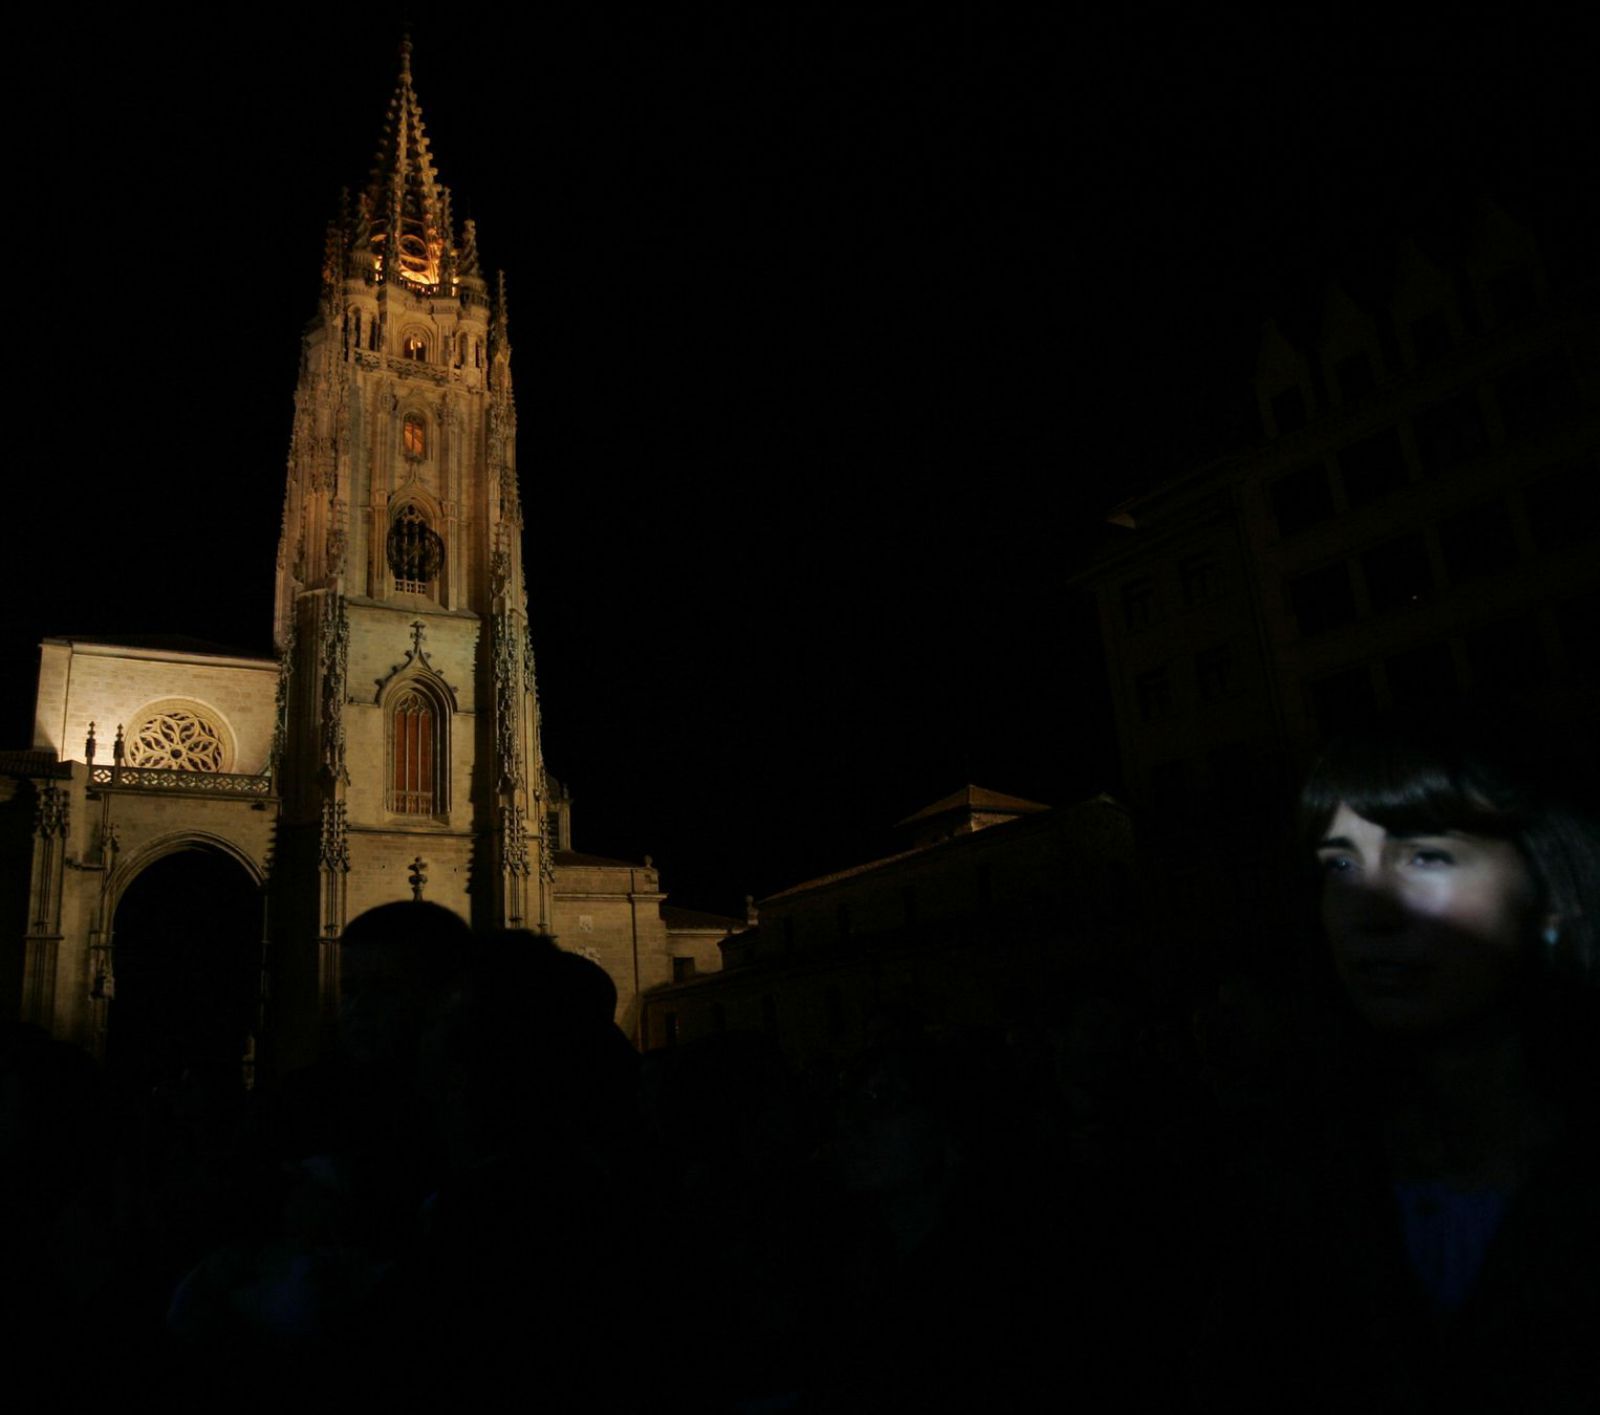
{"left": 359, "top": 36, "right": 452, "bottom": 291}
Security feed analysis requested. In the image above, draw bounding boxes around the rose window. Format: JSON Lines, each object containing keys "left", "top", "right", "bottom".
{"left": 125, "top": 710, "right": 226, "bottom": 772}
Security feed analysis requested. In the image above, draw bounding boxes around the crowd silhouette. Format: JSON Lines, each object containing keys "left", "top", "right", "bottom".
{"left": 4, "top": 705, "right": 1597, "bottom": 1411}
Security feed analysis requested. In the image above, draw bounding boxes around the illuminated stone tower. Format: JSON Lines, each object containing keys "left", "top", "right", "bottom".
{"left": 273, "top": 40, "right": 552, "bottom": 1009}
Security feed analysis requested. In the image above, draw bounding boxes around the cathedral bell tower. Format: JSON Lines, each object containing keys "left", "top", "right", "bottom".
{"left": 273, "top": 40, "right": 551, "bottom": 1004}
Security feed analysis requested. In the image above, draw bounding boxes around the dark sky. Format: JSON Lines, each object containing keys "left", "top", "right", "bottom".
{"left": 10, "top": 10, "right": 1597, "bottom": 913}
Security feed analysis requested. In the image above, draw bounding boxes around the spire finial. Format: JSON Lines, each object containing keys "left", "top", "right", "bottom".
{"left": 399, "top": 31, "right": 413, "bottom": 81}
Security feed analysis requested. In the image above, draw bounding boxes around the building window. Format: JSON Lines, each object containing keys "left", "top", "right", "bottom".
{"left": 1208, "top": 741, "right": 1259, "bottom": 813}
{"left": 545, "top": 810, "right": 562, "bottom": 851}
{"left": 663, "top": 1012, "right": 679, "bottom": 1046}
{"left": 389, "top": 687, "right": 443, "bottom": 815}
{"left": 387, "top": 502, "right": 445, "bottom": 595}
{"left": 1135, "top": 666, "right": 1175, "bottom": 722}
{"left": 1524, "top": 457, "right": 1598, "bottom": 555}
{"left": 402, "top": 414, "right": 426, "bottom": 457}
{"left": 1384, "top": 641, "right": 1456, "bottom": 707}
{"left": 1148, "top": 758, "right": 1191, "bottom": 802}
{"left": 1335, "top": 352, "right": 1375, "bottom": 405}
{"left": 1338, "top": 426, "right": 1407, "bottom": 509}
{"left": 1438, "top": 499, "right": 1518, "bottom": 586}
{"left": 1120, "top": 576, "right": 1155, "bottom": 630}
{"left": 1270, "top": 386, "right": 1308, "bottom": 435}
{"left": 1487, "top": 266, "right": 1539, "bottom": 326}
{"left": 1195, "top": 643, "right": 1237, "bottom": 701}
{"left": 1286, "top": 562, "right": 1358, "bottom": 637}
{"left": 1555, "top": 590, "right": 1600, "bottom": 683}
{"left": 672, "top": 957, "right": 696, "bottom": 983}
{"left": 824, "top": 984, "right": 847, "bottom": 1038}
{"left": 1413, "top": 393, "right": 1488, "bottom": 475}
{"left": 1268, "top": 463, "right": 1335, "bottom": 537}
{"left": 1495, "top": 352, "right": 1580, "bottom": 443}
{"left": 1362, "top": 533, "right": 1433, "bottom": 614}
{"left": 1307, "top": 666, "right": 1377, "bottom": 737}
{"left": 1409, "top": 310, "right": 1452, "bottom": 366}
{"left": 1465, "top": 615, "right": 1548, "bottom": 691}
{"left": 1180, "top": 554, "right": 1220, "bottom": 606}
{"left": 403, "top": 332, "right": 429, "bottom": 361}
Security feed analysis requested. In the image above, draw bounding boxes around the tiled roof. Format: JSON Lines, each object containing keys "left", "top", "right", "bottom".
{"left": 0, "top": 749, "right": 71, "bottom": 779}
{"left": 661, "top": 904, "right": 744, "bottom": 932}
{"left": 895, "top": 784, "right": 1050, "bottom": 828}
{"left": 763, "top": 845, "right": 929, "bottom": 902}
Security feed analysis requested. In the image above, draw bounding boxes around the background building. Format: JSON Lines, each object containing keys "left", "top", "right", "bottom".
{"left": 1073, "top": 200, "right": 1599, "bottom": 979}
{"left": 642, "top": 786, "right": 1139, "bottom": 1067}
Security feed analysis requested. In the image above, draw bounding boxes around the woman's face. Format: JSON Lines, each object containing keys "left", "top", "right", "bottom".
{"left": 1316, "top": 801, "right": 1543, "bottom": 1038}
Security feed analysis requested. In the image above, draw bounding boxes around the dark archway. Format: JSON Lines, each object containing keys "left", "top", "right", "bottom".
{"left": 106, "top": 849, "right": 264, "bottom": 1092}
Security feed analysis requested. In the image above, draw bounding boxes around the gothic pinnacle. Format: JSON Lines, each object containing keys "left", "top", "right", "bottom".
{"left": 361, "top": 36, "right": 448, "bottom": 291}
{"left": 459, "top": 217, "right": 481, "bottom": 279}
{"left": 495, "top": 269, "right": 510, "bottom": 334}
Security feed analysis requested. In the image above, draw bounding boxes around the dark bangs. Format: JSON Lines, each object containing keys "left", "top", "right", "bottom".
{"left": 1298, "top": 711, "right": 1536, "bottom": 850}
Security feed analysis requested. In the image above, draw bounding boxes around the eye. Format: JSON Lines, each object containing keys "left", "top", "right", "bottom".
{"left": 1318, "top": 854, "right": 1357, "bottom": 877}
{"left": 1408, "top": 848, "right": 1455, "bottom": 868}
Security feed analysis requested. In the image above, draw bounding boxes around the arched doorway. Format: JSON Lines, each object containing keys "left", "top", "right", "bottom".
{"left": 105, "top": 849, "right": 264, "bottom": 1093}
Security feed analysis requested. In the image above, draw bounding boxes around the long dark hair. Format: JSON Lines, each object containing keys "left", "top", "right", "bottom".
{"left": 1299, "top": 702, "right": 1600, "bottom": 984}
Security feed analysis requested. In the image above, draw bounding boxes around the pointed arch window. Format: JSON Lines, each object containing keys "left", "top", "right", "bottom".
{"left": 387, "top": 680, "right": 449, "bottom": 817}
{"left": 403, "top": 332, "right": 429, "bottom": 362}
{"left": 387, "top": 502, "right": 444, "bottom": 596}
{"left": 402, "top": 414, "right": 426, "bottom": 458}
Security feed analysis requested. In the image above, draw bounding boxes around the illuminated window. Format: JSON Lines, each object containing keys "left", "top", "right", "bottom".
{"left": 388, "top": 682, "right": 448, "bottom": 816}
{"left": 403, "top": 333, "right": 428, "bottom": 362}
{"left": 387, "top": 502, "right": 444, "bottom": 595}
{"left": 402, "top": 414, "right": 426, "bottom": 457}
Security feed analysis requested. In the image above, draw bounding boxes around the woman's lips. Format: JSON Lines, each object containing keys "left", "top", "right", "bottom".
{"left": 1348, "top": 959, "right": 1434, "bottom": 992}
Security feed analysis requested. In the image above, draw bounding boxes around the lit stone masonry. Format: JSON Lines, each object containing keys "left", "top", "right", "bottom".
{"left": 8, "top": 41, "right": 736, "bottom": 1076}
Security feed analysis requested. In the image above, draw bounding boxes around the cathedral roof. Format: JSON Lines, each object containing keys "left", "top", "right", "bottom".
{"left": 661, "top": 904, "right": 745, "bottom": 933}
{"left": 44, "top": 634, "right": 274, "bottom": 663}
{"left": 554, "top": 849, "right": 654, "bottom": 871}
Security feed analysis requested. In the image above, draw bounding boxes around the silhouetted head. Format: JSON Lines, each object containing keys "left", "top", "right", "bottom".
{"left": 1300, "top": 703, "right": 1600, "bottom": 1039}
{"left": 338, "top": 901, "right": 472, "bottom": 1066}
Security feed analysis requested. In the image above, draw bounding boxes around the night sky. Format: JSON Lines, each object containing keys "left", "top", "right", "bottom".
{"left": 10, "top": 10, "right": 1597, "bottom": 914}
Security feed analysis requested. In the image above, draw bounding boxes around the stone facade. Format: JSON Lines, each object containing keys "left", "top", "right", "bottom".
{"left": 6, "top": 44, "right": 727, "bottom": 1077}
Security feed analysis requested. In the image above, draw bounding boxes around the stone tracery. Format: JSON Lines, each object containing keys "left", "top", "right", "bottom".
{"left": 124, "top": 709, "right": 226, "bottom": 772}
